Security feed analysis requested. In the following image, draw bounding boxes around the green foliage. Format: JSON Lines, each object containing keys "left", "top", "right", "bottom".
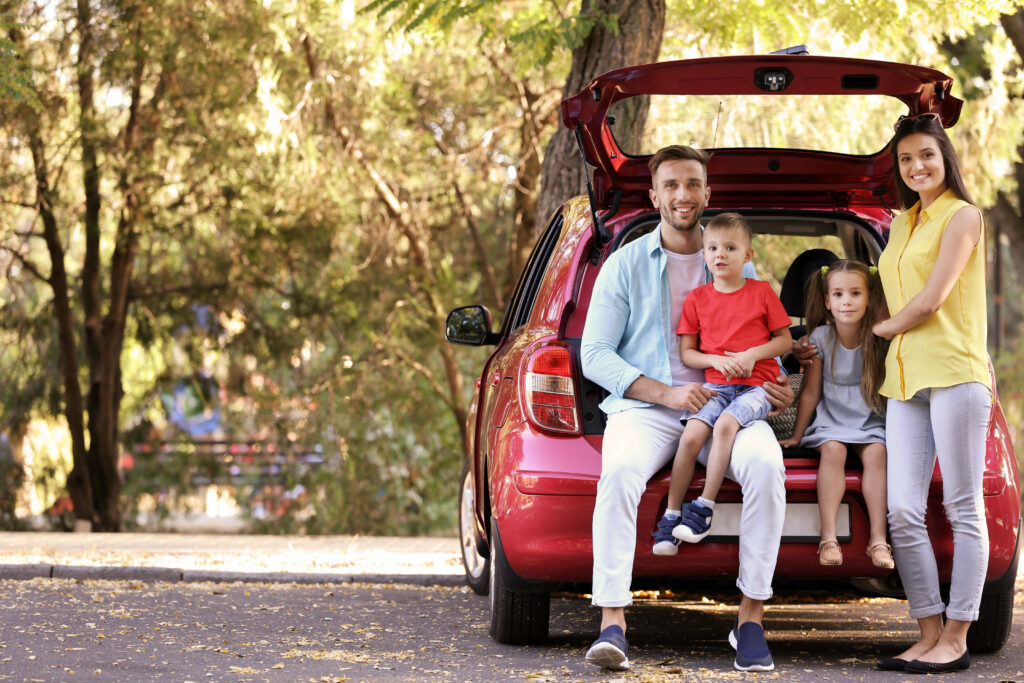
{"left": 4, "top": 0, "right": 1024, "bottom": 534}
{"left": 362, "top": 0, "right": 619, "bottom": 67}
{"left": 0, "top": 13, "right": 39, "bottom": 110}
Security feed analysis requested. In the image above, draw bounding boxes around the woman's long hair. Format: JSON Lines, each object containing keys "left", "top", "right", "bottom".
{"left": 804, "top": 259, "right": 888, "bottom": 415}
{"left": 889, "top": 114, "right": 975, "bottom": 210}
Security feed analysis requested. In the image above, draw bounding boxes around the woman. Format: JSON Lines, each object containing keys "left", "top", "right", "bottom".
{"left": 872, "top": 113, "right": 991, "bottom": 673}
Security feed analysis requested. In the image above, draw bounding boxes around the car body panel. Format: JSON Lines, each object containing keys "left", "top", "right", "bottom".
{"left": 562, "top": 55, "right": 963, "bottom": 210}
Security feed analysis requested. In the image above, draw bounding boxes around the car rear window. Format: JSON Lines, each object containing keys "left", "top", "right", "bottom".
{"left": 608, "top": 94, "right": 908, "bottom": 157}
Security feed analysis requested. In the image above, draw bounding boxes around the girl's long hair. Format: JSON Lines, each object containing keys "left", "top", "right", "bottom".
{"left": 803, "top": 259, "right": 888, "bottom": 415}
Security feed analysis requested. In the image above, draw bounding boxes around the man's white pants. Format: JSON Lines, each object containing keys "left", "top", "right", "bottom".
{"left": 591, "top": 404, "right": 786, "bottom": 607}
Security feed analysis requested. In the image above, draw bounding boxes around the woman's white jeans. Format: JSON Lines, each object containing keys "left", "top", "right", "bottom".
{"left": 886, "top": 382, "right": 991, "bottom": 621}
{"left": 591, "top": 405, "right": 786, "bottom": 607}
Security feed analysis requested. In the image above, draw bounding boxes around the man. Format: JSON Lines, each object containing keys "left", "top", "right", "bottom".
{"left": 580, "top": 145, "right": 792, "bottom": 672}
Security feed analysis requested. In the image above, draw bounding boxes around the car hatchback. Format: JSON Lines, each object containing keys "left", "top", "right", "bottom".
{"left": 445, "top": 53, "right": 1020, "bottom": 653}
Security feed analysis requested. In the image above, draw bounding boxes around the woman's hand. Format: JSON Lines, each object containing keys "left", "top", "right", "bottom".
{"left": 792, "top": 335, "right": 818, "bottom": 368}
{"left": 872, "top": 318, "right": 894, "bottom": 340}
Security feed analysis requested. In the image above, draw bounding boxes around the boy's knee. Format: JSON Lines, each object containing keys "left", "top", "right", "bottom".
{"left": 713, "top": 414, "right": 740, "bottom": 436}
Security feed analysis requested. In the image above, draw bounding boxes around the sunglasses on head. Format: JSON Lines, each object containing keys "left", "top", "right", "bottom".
{"left": 893, "top": 112, "right": 941, "bottom": 132}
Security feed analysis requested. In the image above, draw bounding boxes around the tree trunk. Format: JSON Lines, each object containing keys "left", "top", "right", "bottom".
{"left": 28, "top": 131, "right": 94, "bottom": 526}
{"left": 534, "top": 0, "right": 666, "bottom": 236}
{"left": 995, "top": 10, "right": 1024, "bottom": 307}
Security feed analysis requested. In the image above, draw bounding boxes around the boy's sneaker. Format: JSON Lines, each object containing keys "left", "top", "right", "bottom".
{"left": 585, "top": 624, "right": 629, "bottom": 670}
{"left": 651, "top": 512, "right": 681, "bottom": 556}
{"left": 672, "top": 500, "right": 713, "bottom": 543}
{"left": 729, "top": 621, "right": 774, "bottom": 672}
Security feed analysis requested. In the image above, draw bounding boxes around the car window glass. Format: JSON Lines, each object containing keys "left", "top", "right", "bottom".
{"left": 501, "top": 214, "right": 564, "bottom": 335}
{"left": 754, "top": 233, "right": 846, "bottom": 290}
{"left": 608, "top": 94, "right": 907, "bottom": 156}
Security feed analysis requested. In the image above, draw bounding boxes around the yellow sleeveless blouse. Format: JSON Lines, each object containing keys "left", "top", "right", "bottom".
{"left": 878, "top": 189, "right": 990, "bottom": 401}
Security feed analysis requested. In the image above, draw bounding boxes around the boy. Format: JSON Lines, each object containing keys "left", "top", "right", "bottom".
{"left": 653, "top": 213, "right": 792, "bottom": 554}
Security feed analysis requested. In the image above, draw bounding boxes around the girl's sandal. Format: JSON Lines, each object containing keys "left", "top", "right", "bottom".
{"left": 866, "top": 543, "right": 895, "bottom": 570}
{"left": 817, "top": 539, "right": 843, "bottom": 566}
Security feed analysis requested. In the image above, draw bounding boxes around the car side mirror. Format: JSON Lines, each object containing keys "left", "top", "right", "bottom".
{"left": 445, "top": 305, "right": 498, "bottom": 346}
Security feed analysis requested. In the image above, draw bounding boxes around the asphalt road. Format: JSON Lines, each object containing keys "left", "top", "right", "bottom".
{"left": 0, "top": 578, "right": 1021, "bottom": 682}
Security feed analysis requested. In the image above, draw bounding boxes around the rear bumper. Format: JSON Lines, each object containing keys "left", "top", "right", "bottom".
{"left": 495, "top": 462, "right": 1020, "bottom": 586}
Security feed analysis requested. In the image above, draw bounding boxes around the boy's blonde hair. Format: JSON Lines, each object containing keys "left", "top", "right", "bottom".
{"left": 704, "top": 212, "right": 752, "bottom": 245}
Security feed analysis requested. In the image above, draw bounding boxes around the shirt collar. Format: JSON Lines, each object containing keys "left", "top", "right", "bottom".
{"left": 646, "top": 221, "right": 705, "bottom": 256}
{"left": 908, "top": 188, "right": 959, "bottom": 224}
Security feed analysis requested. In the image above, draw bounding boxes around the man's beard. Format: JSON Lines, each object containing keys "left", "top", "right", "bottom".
{"left": 662, "top": 204, "right": 704, "bottom": 233}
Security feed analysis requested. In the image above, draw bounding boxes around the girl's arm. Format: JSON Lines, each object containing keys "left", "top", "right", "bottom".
{"left": 873, "top": 206, "right": 981, "bottom": 339}
{"left": 779, "top": 356, "right": 823, "bottom": 448}
{"left": 681, "top": 333, "right": 745, "bottom": 379}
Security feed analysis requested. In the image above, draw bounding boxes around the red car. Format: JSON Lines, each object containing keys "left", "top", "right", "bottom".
{"left": 446, "top": 53, "right": 1020, "bottom": 653}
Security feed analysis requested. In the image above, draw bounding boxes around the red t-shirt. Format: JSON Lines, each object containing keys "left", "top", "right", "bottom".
{"left": 676, "top": 279, "right": 791, "bottom": 386}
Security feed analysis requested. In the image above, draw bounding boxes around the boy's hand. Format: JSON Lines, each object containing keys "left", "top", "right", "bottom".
{"left": 709, "top": 355, "right": 745, "bottom": 380}
{"left": 723, "top": 350, "right": 756, "bottom": 377}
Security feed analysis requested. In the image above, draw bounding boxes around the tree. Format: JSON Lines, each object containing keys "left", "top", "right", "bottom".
{"left": 1, "top": 0, "right": 283, "bottom": 530}
{"left": 535, "top": 0, "right": 666, "bottom": 236}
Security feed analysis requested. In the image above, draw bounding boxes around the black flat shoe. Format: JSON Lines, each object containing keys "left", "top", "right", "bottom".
{"left": 905, "top": 651, "right": 971, "bottom": 673}
{"left": 876, "top": 656, "right": 908, "bottom": 671}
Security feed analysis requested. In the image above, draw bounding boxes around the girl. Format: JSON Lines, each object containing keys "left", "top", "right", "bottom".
{"left": 780, "top": 260, "right": 891, "bottom": 570}
{"left": 872, "top": 113, "right": 990, "bottom": 674}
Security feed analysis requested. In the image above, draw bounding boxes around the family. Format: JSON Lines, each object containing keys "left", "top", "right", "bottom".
{"left": 579, "top": 114, "right": 991, "bottom": 673}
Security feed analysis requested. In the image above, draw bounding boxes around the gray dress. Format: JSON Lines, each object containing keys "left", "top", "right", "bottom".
{"left": 800, "top": 326, "right": 885, "bottom": 448}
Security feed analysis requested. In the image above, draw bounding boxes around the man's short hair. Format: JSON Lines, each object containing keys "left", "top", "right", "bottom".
{"left": 648, "top": 145, "right": 710, "bottom": 179}
{"left": 705, "top": 212, "right": 752, "bottom": 244}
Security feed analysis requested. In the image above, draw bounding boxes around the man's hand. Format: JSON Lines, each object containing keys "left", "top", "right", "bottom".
{"left": 723, "top": 350, "right": 756, "bottom": 378}
{"left": 660, "top": 383, "right": 716, "bottom": 413}
{"left": 762, "top": 373, "right": 795, "bottom": 417}
{"left": 791, "top": 335, "right": 817, "bottom": 368}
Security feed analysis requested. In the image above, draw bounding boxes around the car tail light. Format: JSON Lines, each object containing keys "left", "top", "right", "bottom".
{"left": 522, "top": 344, "right": 581, "bottom": 435}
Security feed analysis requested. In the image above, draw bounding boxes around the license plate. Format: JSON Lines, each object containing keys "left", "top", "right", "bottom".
{"left": 704, "top": 502, "right": 851, "bottom": 543}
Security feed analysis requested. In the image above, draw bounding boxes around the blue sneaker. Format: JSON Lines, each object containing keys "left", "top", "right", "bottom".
{"left": 585, "top": 624, "right": 629, "bottom": 670}
{"left": 651, "top": 512, "right": 681, "bottom": 556}
{"left": 729, "top": 621, "right": 774, "bottom": 672}
{"left": 672, "top": 500, "right": 713, "bottom": 543}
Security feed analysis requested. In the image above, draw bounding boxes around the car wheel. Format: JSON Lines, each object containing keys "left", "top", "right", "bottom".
{"left": 488, "top": 518, "right": 550, "bottom": 644}
{"left": 966, "top": 527, "right": 1020, "bottom": 654}
{"left": 459, "top": 461, "right": 489, "bottom": 596}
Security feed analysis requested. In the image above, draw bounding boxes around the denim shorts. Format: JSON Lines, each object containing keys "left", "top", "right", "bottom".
{"left": 682, "top": 383, "right": 772, "bottom": 428}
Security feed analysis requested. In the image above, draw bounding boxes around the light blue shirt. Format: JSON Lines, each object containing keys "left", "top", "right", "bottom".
{"left": 580, "top": 224, "right": 757, "bottom": 415}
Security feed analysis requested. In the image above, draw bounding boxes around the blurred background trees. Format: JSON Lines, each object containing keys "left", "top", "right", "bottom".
{"left": 1, "top": 0, "right": 1023, "bottom": 533}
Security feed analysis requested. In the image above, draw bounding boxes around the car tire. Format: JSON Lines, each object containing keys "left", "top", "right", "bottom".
{"left": 966, "top": 525, "right": 1020, "bottom": 654}
{"left": 459, "top": 461, "right": 489, "bottom": 596}
{"left": 488, "top": 518, "right": 550, "bottom": 644}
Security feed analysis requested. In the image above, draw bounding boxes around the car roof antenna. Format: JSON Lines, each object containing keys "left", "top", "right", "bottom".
{"left": 573, "top": 124, "right": 615, "bottom": 264}
{"left": 711, "top": 100, "right": 723, "bottom": 150}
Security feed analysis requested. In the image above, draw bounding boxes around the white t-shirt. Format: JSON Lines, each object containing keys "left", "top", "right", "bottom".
{"left": 663, "top": 249, "right": 707, "bottom": 386}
